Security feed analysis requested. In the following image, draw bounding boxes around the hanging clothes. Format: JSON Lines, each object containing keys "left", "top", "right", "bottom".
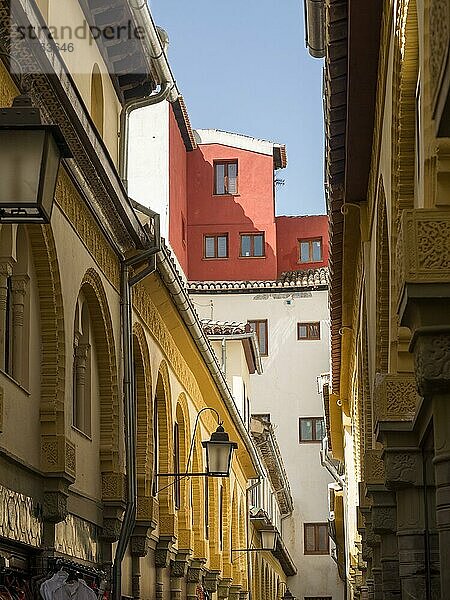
{"left": 40, "top": 572, "right": 97, "bottom": 600}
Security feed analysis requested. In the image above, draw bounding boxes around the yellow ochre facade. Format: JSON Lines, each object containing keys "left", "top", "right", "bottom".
{"left": 323, "top": 0, "right": 450, "bottom": 599}
{"left": 0, "top": 0, "right": 291, "bottom": 598}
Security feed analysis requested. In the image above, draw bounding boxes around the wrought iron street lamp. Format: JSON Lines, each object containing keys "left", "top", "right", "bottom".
{"left": 157, "top": 407, "right": 238, "bottom": 490}
{"left": 0, "top": 95, "right": 72, "bottom": 223}
{"left": 232, "top": 528, "right": 278, "bottom": 555}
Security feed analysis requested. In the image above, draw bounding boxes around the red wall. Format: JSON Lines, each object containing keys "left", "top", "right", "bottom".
{"left": 168, "top": 107, "right": 188, "bottom": 274}
{"left": 275, "top": 215, "right": 329, "bottom": 276}
{"left": 186, "top": 144, "right": 278, "bottom": 281}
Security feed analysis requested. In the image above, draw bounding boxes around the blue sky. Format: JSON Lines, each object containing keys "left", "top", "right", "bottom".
{"left": 149, "top": 0, "right": 325, "bottom": 216}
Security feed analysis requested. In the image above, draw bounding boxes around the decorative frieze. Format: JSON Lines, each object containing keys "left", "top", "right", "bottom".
{"left": 397, "top": 210, "right": 450, "bottom": 303}
{"left": 413, "top": 331, "right": 450, "bottom": 395}
{"left": 0, "top": 483, "right": 43, "bottom": 547}
{"left": 365, "top": 450, "right": 385, "bottom": 485}
{"left": 430, "top": 0, "right": 450, "bottom": 108}
{"left": 374, "top": 374, "right": 420, "bottom": 425}
{"left": 55, "top": 513, "right": 101, "bottom": 562}
{"left": 383, "top": 450, "right": 422, "bottom": 489}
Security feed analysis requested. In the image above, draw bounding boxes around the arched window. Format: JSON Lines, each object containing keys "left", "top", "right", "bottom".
{"left": 72, "top": 296, "right": 92, "bottom": 435}
{"left": 91, "top": 64, "right": 104, "bottom": 136}
{"left": 173, "top": 421, "right": 180, "bottom": 509}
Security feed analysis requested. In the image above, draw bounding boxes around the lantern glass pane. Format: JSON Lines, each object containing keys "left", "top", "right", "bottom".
{"left": 40, "top": 133, "right": 60, "bottom": 219}
{"left": 261, "top": 530, "right": 276, "bottom": 550}
{"left": 207, "top": 442, "right": 232, "bottom": 476}
{"left": 0, "top": 131, "right": 45, "bottom": 206}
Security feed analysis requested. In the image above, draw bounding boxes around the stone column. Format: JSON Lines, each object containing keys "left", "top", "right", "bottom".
{"left": 414, "top": 330, "right": 450, "bottom": 599}
{"left": 228, "top": 584, "right": 242, "bottom": 600}
{"left": 0, "top": 262, "right": 13, "bottom": 371}
{"left": 370, "top": 489, "right": 401, "bottom": 600}
{"left": 204, "top": 569, "right": 221, "bottom": 598}
{"left": 170, "top": 551, "right": 191, "bottom": 600}
{"left": 187, "top": 559, "right": 206, "bottom": 600}
{"left": 73, "top": 339, "right": 90, "bottom": 431}
{"left": 383, "top": 446, "right": 427, "bottom": 600}
{"left": 10, "top": 274, "right": 28, "bottom": 383}
{"left": 155, "top": 536, "right": 175, "bottom": 600}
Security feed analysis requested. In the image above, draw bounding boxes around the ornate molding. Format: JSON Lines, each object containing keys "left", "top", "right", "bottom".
{"left": 397, "top": 210, "right": 450, "bottom": 302}
{"left": 133, "top": 283, "right": 204, "bottom": 410}
{"left": 155, "top": 536, "right": 176, "bottom": 569}
{"left": 413, "top": 331, "right": 450, "bottom": 395}
{"left": 170, "top": 551, "right": 192, "bottom": 579}
{"left": 101, "top": 472, "right": 126, "bottom": 502}
{"left": 383, "top": 449, "right": 422, "bottom": 489}
{"left": 430, "top": 0, "right": 450, "bottom": 108}
{"left": 43, "top": 490, "right": 68, "bottom": 524}
{"left": 218, "top": 578, "right": 233, "bottom": 599}
{"left": 204, "top": 570, "right": 221, "bottom": 593}
{"left": 374, "top": 373, "right": 420, "bottom": 425}
{"left": 364, "top": 450, "right": 386, "bottom": 485}
{"left": 55, "top": 171, "right": 120, "bottom": 291}
{"left": 187, "top": 559, "right": 206, "bottom": 584}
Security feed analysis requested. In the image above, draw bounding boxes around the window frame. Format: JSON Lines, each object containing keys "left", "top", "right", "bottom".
{"left": 304, "top": 522, "right": 330, "bottom": 555}
{"left": 239, "top": 232, "right": 265, "bottom": 258}
{"left": 299, "top": 417, "right": 325, "bottom": 443}
{"left": 298, "top": 238, "right": 323, "bottom": 263}
{"left": 203, "top": 233, "right": 229, "bottom": 259}
{"left": 297, "top": 322, "right": 321, "bottom": 340}
{"left": 214, "top": 160, "right": 238, "bottom": 195}
{"left": 248, "top": 319, "right": 268, "bottom": 356}
{"left": 174, "top": 421, "right": 181, "bottom": 510}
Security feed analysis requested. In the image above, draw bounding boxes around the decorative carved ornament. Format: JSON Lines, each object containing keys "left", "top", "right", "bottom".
{"left": 364, "top": 450, "right": 386, "bottom": 485}
{"left": 372, "top": 505, "right": 397, "bottom": 534}
{"left": 374, "top": 373, "right": 420, "bottom": 425}
{"left": 0, "top": 483, "right": 43, "bottom": 547}
{"left": 383, "top": 450, "right": 421, "bottom": 489}
{"left": 397, "top": 210, "right": 450, "bottom": 302}
{"left": 55, "top": 171, "right": 121, "bottom": 291}
{"left": 414, "top": 331, "right": 450, "bottom": 395}
{"left": 430, "top": 0, "right": 450, "bottom": 108}
{"left": 133, "top": 283, "right": 205, "bottom": 410}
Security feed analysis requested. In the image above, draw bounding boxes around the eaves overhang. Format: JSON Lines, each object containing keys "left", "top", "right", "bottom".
{"left": 324, "top": 0, "right": 383, "bottom": 394}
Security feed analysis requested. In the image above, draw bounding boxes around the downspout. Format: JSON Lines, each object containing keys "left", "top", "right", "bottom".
{"left": 112, "top": 243, "right": 161, "bottom": 600}
{"left": 321, "top": 437, "right": 345, "bottom": 489}
{"left": 119, "top": 81, "right": 174, "bottom": 190}
{"left": 221, "top": 337, "right": 227, "bottom": 379}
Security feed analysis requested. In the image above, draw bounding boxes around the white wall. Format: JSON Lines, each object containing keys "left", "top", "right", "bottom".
{"left": 191, "top": 289, "right": 344, "bottom": 600}
{"left": 128, "top": 101, "right": 170, "bottom": 239}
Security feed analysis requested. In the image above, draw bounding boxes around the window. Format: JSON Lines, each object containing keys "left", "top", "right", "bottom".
{"left": 174, "top": 422, "right": 181, "bottom": 509}
{"left": 248, "top": 319, "right": 268, "bottom": 356}
{"left": 299, "top": 238, "right": 322, "bottom": 263}
{"left": 304, "top": 523, "right": 329, "bottom": 555}
{"left": 240, "top": 233, "right": 265, "bottom": 257}
{"left": 298, "top": 322, "right": 320, "bottom": 340}
{"left": 214, "top": 161, "right": 238, "bottom": 195}
{"left": 299, "top": 417, "right": 325, "bottom": 443}
{"left": 204, "top": 234, "right": 228, "bottom": 259}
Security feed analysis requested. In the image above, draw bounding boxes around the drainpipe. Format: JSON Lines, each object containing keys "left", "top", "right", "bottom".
{"left": 221, "top": 337, "right": 227, "bottom": 379}
{"left": 320, "top": 437, "right": 345, "bottom": 489}
{"left": 112, "top": 238, "right": 160, "bottom": 600}
{"left": 304, "top": 0, "right": 325, "bottom": 58}
{"left": 118, "top": 81, "right": 174, "bottom": 190}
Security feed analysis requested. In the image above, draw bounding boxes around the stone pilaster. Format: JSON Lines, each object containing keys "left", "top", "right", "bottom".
{"left": 218, "top": 577, "right": 233, "bottom": 599}
{"left": 170, "top": 550, "right": 191, "bottom": 600}
{"left": 370, "top": 489, "right": 400, "bottom": 600}
{"left": 0, "top": 262, "right": 13, "bottom": 372}
{"left": 155, "top": 536, "right": 176, "bottom": 600}
{"left": 413, "top": 329, "right": 450, "bottom": 599}
{"left": 229, "top": 584, "right": 242, "bottom": 600}
{"left": 10, "top": 274, "right": 28, "bottom": 383}
{"left": 186, "top": 558, "right": 206, "bottom": 600}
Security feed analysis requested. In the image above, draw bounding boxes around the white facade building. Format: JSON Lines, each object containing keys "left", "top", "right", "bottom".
{"left": 190, "top": 274, "right": 344, "bottom": 600}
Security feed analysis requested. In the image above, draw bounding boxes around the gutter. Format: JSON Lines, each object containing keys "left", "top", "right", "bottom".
{"left": 304, "top": 0, "right": 325, "bottom": 58}
{"left": 119, "top": 2, "right": 181, "bottom": 187}
{"left": 157, "top": 244, "right": 265, "bottom": 480}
